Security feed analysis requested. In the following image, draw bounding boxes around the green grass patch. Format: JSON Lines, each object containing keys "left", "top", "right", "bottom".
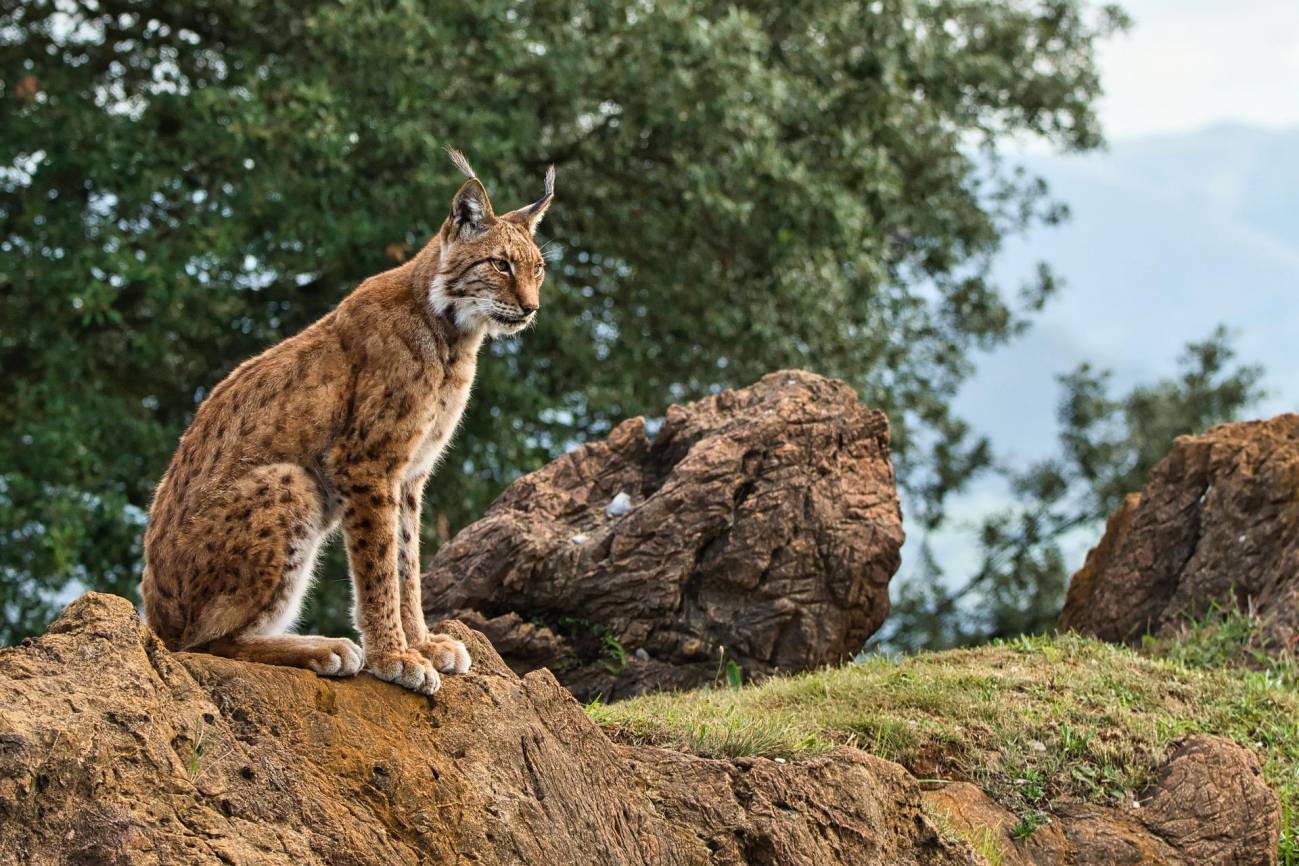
{"left": 587, "top": 609, "right": 1299, "bottom": 862}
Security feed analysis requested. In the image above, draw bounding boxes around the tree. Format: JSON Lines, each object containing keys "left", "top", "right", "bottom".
{"left": 0, "top": 0, "right": 1128, "bottom": 643}
{"left": 878, "top": 327, "right": 1266, "bottom": 652}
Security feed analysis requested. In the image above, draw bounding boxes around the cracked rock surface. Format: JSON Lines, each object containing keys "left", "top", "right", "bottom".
{"left": 423, "top": 370, "right": 903, "bottom": 700}
{"left": 1061, "top": 414, "right": 1299, "bottom": 648}
{"left": 925, "top": 736, "right": 1279, "bottom": 866}
{"left": 0, "top": 593, "right": 971, "bottom": 866}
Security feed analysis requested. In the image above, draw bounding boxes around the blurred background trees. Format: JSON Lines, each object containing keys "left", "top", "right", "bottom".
{"left": 879, "top": 327, "right": 1265, "bottom": 651}
{"left": 4, "top": 0, "right": 1255, "bottom": 647}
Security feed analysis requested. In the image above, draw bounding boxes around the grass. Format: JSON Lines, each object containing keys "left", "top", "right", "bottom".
{"left": 926, "top": 810, "right": 1005, "bottom": 866}
{"left": 186, "top": 719, "right": 208, "bottom": 783}
{"left": 587, "top": 608, "right": 1299, "bottom": 862}
{"left": 970, "top": 827, "right": 1007, "bottom": 866}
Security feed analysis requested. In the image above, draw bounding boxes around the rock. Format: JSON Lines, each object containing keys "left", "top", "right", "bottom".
{"left": 924, "top": 736, "right": 1280, "bottom": 866}
{"left": 1139, "top": 735, "right": 1280, "bottom": 864}
{"left": 922, "top": 782, "right": 1058, "bottom": 866}
{"left": 423, "top": 370, "right": 903, "bottom": 700}
{"left": 0, "top": 593, "right": 973, "bottom": 866}
{"left": 1060, "top": 415, "right": 1299, "bottom": 647}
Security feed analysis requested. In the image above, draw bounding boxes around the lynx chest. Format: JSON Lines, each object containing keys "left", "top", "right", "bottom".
{"left": 404, "top": 352, "right": 479, "bottom": 482}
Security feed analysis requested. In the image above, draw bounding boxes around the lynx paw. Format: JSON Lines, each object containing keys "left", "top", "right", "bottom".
{"left": 367, "top": 648, "right": 441, "bottom": 695}
{"left": 307, "top": 637, "right": 365, "bottom": 677}
{"left": 413, "top": 635, "right": 472, "bottom": 674}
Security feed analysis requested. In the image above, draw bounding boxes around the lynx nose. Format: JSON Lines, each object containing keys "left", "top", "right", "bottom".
{"left": 520, "top": 303, "right": 539, "bottom": 315}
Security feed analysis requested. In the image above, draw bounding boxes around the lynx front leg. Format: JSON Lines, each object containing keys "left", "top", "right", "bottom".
{"left": 206, "top": 634, "right": 364, "bottom": 676}
{"left": 399, "top": 475, "right": 471, "bottom": 675}
{"left": 342, "top": 476, "right": 441, "bottom": 695}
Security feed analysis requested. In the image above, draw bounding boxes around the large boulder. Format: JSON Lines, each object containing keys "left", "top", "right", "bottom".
{"left": 423, "top": 371, "right": 903, "bottom": 700}
{"left": 0, "top": 594, "right": 972, "bottom": 866}
{"left": 1060, "top": 415, "right": 1299, "bottom": 646}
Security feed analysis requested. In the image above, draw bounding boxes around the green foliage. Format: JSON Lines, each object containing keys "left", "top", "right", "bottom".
{"left": 590, "top": 627, "right": 1299, "bottom": 860}
{"left": 600, "top": 632, "right": 628, "bottom": 675}
{"left": 1, "top": 0, "right": 1125, "bottom": 642}
{"left": 1009, "top": 810, "right": 1048, "bottom": 840}
{"left": 881, "top": 327, "right": 1266, "bottom": 651}
{"left": 724, "top": 659, "right": 744, "bottom": 690}
{"left": 712, "top": 646, "right": 745, "bottom": 689}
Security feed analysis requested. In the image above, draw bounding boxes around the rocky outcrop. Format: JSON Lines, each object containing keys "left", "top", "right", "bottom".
{"left": 422, "top": 371, "right": 904, "bottom": 700}
{"left": 925, "top": 736, "right": 1280, "bottom": 866}
{"left": 1, "top": 596, "right": 1282, "bottom": 865}
{"left": 1060, "top": 415, "right": 1299, "bottom": 647}
{"left": 0, "top": 594, "right": 971, "bottom": 866}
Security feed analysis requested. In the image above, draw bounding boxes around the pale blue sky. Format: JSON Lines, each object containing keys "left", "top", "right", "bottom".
{"left": 1097, "top": 0, "right": 1299, "bottom": 139}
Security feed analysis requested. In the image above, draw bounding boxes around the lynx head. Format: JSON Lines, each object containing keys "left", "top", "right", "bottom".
{"left": 429, "top": 148, "right": 554, "bottom": 338}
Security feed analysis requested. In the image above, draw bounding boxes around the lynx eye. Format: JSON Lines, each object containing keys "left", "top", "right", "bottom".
{"left": 489, "top": 258, "right": 512, "bottom": 275}
{"left": 534, "top": 261, "right": 544, "bottom": 276}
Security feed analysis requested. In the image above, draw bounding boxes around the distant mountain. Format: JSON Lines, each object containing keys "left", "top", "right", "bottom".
{"left": 956, "top": 124, "right": 1299, "bottom": 462}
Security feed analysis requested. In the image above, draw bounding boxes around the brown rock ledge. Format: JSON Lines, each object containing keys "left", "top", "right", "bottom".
{"left": 0, "top": 594, "right": 969, "bottom": 866}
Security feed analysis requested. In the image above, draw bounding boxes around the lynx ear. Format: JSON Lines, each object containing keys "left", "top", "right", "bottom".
{"left": 504, "top": 165, "right": 556, "bottom": 235}
{"left": 449, "top": 178, "right": 495, "bottom": 240}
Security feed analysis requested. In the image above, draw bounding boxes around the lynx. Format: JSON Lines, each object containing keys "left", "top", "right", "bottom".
{"left": 141, "top": 150, "right": 554, "bottom": 695}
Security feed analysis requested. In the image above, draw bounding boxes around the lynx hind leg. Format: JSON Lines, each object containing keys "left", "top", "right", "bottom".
{"left": 206, "top": 634, "right": 364, "bottom": 677}
{"left": 181, "top": 464, "right": 335, "bottom": 658}
{"left": 412, "top": 633, "right": 471, "bottom": 674}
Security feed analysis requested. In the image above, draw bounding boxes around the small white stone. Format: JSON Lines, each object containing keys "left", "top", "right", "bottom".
{"left": 571, "top": 532, "right": 590, "bottom": 544}
{"left": 773, "top": 757, "right": 786, "bottom": 764}
{"left": 606, "top": 491, "right": 633, "bottom": 517}
{"left": 634, "top": 648, "right": 650, "bottom": 662}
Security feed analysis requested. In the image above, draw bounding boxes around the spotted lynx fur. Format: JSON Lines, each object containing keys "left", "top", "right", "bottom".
{"left": 141, "top": 150, "right": 554, "bottom": 694}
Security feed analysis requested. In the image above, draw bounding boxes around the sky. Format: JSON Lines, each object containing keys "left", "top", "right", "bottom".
{"left": 982, "top": 0, "right": 1299, "bottom": 428}
{"left": 921, "top": 0, "right": 1299, "bottom": 583}
{"left": 1097, "top": 0, "right": 1299, "bottom": 139}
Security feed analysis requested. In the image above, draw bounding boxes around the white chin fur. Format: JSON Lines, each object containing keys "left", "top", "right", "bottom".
{"left": 485, "top": 319, "right": 529, "bottom": 338}
{"left": 428, "top": 276, "right": 530, "bottom": 338}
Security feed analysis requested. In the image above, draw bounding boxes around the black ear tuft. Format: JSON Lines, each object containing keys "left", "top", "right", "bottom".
{"left": 445, "top": 146, "right": 477, "bottom": 180}
{"left": 503, "top": 165, "right": 556, "bottom": 235}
